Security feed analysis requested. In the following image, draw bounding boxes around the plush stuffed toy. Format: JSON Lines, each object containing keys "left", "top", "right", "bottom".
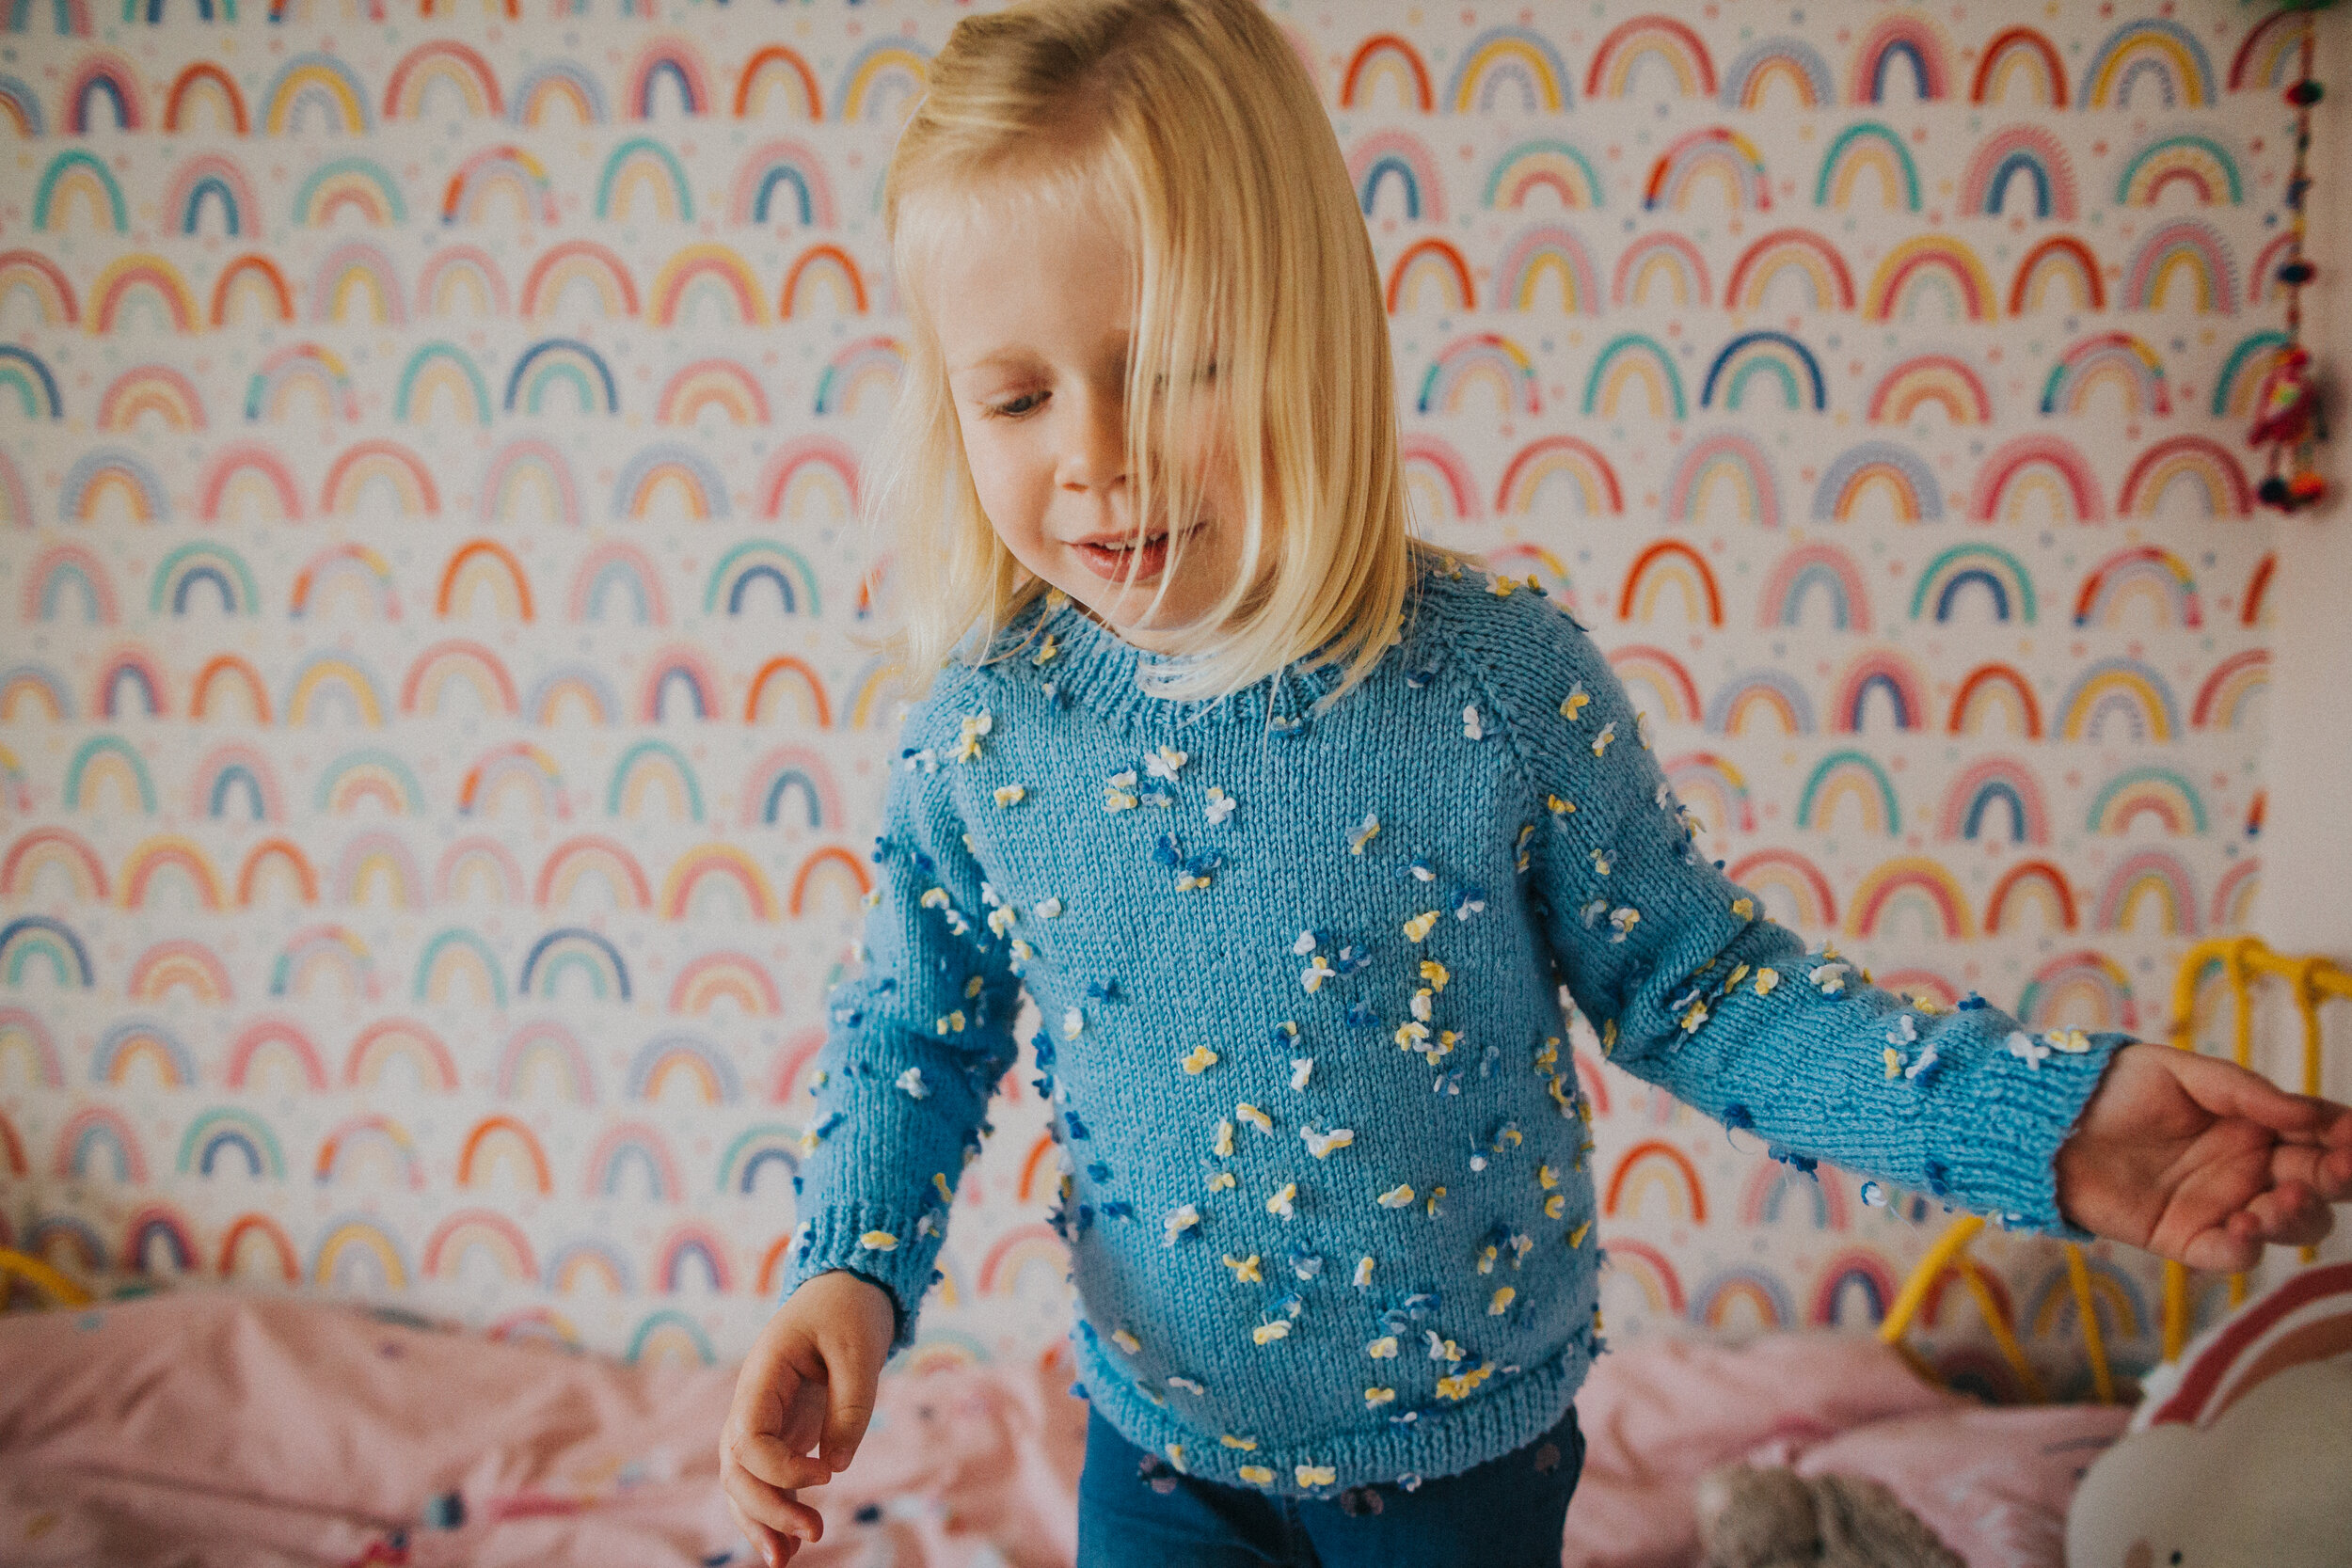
{"left": 2066, "top": 1260, "right": 2352, "bottom": 1566}
{"left": 1693, "top": 1464, "right": 1964, "bottom": 1568}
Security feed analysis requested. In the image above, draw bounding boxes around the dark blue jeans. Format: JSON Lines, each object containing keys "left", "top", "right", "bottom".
{"left": 1075, "top": 1402, "right": 1584, "bottom": 1567}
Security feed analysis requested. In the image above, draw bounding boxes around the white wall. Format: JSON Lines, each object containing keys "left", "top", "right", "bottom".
{"left": 2253, "top": 18, "right": 2352, "bottom": 964}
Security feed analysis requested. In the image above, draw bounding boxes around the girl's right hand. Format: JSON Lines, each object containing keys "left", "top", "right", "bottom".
{"left": 720, "top": 1270, "right": 899, "bottom": 1565}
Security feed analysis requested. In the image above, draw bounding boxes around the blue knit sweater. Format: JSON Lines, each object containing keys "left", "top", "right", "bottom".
{"left": 781, "top": 558, "right": 2125, "bottom": 1497}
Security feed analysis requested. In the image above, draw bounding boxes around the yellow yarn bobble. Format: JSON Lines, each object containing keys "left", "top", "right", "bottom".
{"left": 1353, "top": 1256, "right": 1375, "bottom": 1286}
{"left": 993, "top": 784, "right": 1026, "bottom": 808}
{"left": 1265, "top": 1181, "right": 1297, "bottom": 1219}
{"left": 1436, "top": 1365, "right": 1495, "bottom": 1402}
{"left": 1755, "top": 967, "right": 1780, "bottom": 996}
{"left": 1403, "top": 911, "right": 1440, "bottom": 942}
{"left": 1213, "top": 1119, "right": 1235, "bottom": 1157}
{"left": 1364, "top": 1387, "right": 1396, "bottom": 1408}
{"left": 950, "top": 712, "right": 993, "bottom": 762}
{"left": 1238, "top": 1465, "right": 1275, "bottom": 1486}
{"left": 1421, "top": 958, "right": 1451, "bottom": 991}
{"left": 1301, "top": 1126, "right": 1354, "bottom": 1158}
{"left": 857, "top": 1230, "right": 898, "bottom": 1251}
{"left": 1220, "top": 1433, "right": 1258, "bottom": 1450}
{"left": 1222, "top": 1253, "right": 1262, "bottom": 1283}
{"left": 1732, "top": 896, "right": 1756, "bottom": 919}
{"left": 1182, "top": 1044, "right": 1219, "bottom": 1075}
{"left": 1567, "top": 1222, "right": 1591, "bottom": 1248}
{"left": 1375, "top": 1184, "right": 1415, "bottom": 1209}
{"left": 1545, "top": 1193, "right": 1566, "bottom": 1219}
{"left": 1252, "top": 1320, "right": 1292, "bottom": 1345}
{"left": 1366, "top": 1335, "right": 1400, "bottom": 1358}
{"left": 1296, "top": 1465, "right": 1336, "bottom": 1488}
{"left": 1111, "top": 1328, "right": 1141, "bottom": 1354}
{"left": 1489, "top": 1286, "right": 1516, "bottom": 1315}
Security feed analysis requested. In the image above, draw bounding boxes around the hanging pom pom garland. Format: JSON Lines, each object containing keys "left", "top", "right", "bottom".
{"left": 2253, "top": 0, "right": 2337, "bottom": 513}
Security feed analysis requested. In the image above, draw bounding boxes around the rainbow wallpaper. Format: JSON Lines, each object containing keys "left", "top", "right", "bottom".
{"left": 0, "top": 0, "right": 2294, "bottom": 1393}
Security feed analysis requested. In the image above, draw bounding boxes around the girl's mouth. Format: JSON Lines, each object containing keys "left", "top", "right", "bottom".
{"left": 1071, "top": 522, "right": 1200, "bottom": 584}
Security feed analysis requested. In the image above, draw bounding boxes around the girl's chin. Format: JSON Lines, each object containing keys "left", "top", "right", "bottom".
{"left": 1064, "top": 588, "right": 1201, "bottom": 650}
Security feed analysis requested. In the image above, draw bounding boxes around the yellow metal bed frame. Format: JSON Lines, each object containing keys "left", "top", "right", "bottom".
{"left": 1878, "top": 935, "right": 2349, "bottom": 1402}
{"left": 0, "top": 1246, "right": 94, "bottom": 1307}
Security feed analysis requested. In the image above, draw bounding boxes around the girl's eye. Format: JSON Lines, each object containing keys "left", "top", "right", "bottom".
{"left": 985, "top": 392, "right": 1043, "bottom": 420}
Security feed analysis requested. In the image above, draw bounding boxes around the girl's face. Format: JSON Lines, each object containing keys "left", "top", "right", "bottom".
{"left": 922, "top": 184, "right": 1248, "bottom": 652}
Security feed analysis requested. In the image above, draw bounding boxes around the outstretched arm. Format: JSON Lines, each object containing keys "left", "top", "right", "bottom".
{"left": 1461, "top": 576, "right": 2111, "bottom": 1238}
{"left": 1461, "top": 575, "right": 2352, "bottom": 1259}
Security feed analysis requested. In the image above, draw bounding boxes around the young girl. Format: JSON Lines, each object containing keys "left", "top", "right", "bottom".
{"left": 720, "top": 2, "right": 2352, "bottom": 1562}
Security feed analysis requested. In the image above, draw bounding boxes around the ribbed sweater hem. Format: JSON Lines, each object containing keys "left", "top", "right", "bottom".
{"left": 1072, "top": 1281, "right": 1597, "bottom": 1498}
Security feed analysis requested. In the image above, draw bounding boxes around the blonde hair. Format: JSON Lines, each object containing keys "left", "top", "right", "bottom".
{"left": 866, "top": 0, "right": 1446, "bottom": 707}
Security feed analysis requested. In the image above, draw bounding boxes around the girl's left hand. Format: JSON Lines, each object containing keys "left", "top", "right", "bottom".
{"left": 2055, "top": 1041, "right": 2352, "bottom": 1270}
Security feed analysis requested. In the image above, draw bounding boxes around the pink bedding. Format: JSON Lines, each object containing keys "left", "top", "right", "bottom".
{"left": 0, "top": 1290, "right": 2123, "bottom": 1566}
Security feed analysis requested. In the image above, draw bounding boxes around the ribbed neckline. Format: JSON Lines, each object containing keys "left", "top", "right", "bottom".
{"left": 973, "top": 573, "right": 1450, "bottom": 735}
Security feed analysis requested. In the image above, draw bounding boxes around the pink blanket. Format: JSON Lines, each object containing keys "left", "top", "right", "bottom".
{"left": 0, "top": 1291, "right": 2122, "bottom": 1566}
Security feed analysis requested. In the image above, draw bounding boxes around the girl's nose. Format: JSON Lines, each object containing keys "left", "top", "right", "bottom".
{"left": 1057, "top": 383, "right": 1128, "bottom": 495}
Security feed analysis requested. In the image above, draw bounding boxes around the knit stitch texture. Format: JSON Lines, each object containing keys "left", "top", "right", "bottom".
{"left": 781, "top": 559, "right": 2126, "bottom": 1497}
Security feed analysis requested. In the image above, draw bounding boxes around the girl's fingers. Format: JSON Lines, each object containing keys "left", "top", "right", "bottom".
{"left": 722, "top": 1463, "right": 825, "bottom": 1546}
{"left": 2177, "top": 1052, "right": 2335, "bottom": 1135}
{"left": 2269, "top": 1140, "right": 2352, "bottom": 1205}
{"left": 2318, "top": 1140, "right": 2352, "bottom": 1199}
{"left": 2258, "top": 1181, "right": 2334, "bottom": 1247}
{"left": 724, "top": 1497, "right": 795, "bottom": 1568}
{"left": 732, "top": 1428, "right": 834, "bottom": 1491}
{"left": 2182, "top": 1219, "right": 2261, "bottom": 1273}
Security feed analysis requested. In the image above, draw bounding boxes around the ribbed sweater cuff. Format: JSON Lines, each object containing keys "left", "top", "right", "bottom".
{"left": 777, "top": 1203, "right": 943, "bottom": 1354}
{"left": 1927, "top": 1030, "right": 2128, "bottom": 1240}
